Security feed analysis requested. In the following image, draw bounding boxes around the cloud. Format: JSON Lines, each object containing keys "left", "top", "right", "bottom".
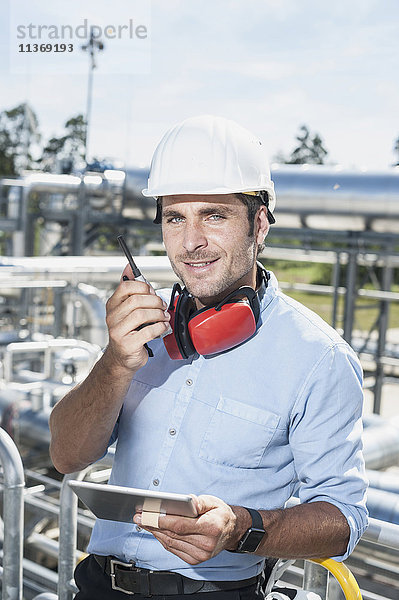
{"left": 206, "top": 60, "right": 295, "bottom": 81}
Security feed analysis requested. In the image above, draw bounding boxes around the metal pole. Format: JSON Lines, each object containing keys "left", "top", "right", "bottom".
{"left": 72, "top": 180, "right": 87, "bottom": 255}
{"left": 373, "top": 253, "right": 394, "bottom": 414}
{"left": 0, "top": 428, "right": 25, "bottom": 600}
{"left": 331, "top": 251, "right": 341, "bottom": 329}
{"left": 58, "top": 469, "right": 89, "bottom": 600}
{"left": 84, "top": 49, "right": 94, "bottom": 164}
{"left": 303, "top": 561, "right": 328, "bottom": 600}
{"left": 82, "top": 28, "right": 103, "bottom": 164}
{"left": 328, "top": 577, "right": 344, "bottom": 600}
{"left": 343, "top": 251, "right": 358, "bottom": 344}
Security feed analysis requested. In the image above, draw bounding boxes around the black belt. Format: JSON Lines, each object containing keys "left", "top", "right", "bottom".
{"left": 94, "top": 554, "right": 261, "bottom": 596}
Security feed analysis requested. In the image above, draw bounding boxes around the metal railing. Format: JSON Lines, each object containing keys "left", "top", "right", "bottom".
{"left": 1, "top": 435, "right": 399, "bottom": 599}
{"left": 57, "top": 471, "right": 89, "bottom": 600}
{"left": 0, "top": 428, "right": 25, "bottom": 600}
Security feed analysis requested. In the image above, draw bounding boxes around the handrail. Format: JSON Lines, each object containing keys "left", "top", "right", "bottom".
{"left": 0, "top": 427, "right": 25, "bottom": 600}
{"left": 311, "top": 559, "right": 362, "bottom": 600}
{"left": 58, "top": 469, "right": 89, "bottom": 600}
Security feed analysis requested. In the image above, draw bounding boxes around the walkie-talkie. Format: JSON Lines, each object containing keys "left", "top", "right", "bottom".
{"left": 117, "top": 236, "right": 172, "bottom": 358}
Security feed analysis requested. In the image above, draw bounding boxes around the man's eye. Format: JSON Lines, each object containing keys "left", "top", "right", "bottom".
{"left": 166, "top": 216, "right": 184, "bottom": 223}
{"left": 208, "top": 214, "right": 224, "bottom": 221}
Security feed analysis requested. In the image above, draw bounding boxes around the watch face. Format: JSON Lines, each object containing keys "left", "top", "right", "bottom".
{"left": 237, "top": 527, "right": 265, "bottom": 553}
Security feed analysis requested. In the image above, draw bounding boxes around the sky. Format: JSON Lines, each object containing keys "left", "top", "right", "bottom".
{"left": 0, "top": 0, "right": 398, "bottom": 170}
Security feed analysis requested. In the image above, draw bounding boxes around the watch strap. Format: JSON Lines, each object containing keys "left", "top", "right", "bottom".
{"left": 234, "top": 507, "right": 265, "bottom": 553}
{"left": 243, "top": 506, "right": 263, "bottom": 529}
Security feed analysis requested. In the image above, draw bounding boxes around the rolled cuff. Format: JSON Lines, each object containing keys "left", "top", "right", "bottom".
{"left": 309, "top": 496, "right": 369, "bottom": 561}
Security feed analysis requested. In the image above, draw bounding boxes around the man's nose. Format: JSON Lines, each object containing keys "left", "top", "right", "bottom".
{"left": 182, "top": 221, "right": 207, "bottom": 253}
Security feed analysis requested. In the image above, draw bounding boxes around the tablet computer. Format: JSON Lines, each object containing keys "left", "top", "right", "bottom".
{"left": 69, "top": 480, "right": 198, "bottom": 523}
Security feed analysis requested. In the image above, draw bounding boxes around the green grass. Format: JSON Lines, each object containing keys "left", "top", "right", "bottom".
{"left": 262, "top": 259, "right": 399, "bottom": 332}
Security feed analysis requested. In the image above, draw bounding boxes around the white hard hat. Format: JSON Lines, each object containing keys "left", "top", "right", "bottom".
{"left": 142, "top": 115, "right": 276, "bottom": 216}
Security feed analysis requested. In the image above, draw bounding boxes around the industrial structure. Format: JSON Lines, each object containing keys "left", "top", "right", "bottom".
{"left": 1, "top": 164, "right": 399, "bottom": 598}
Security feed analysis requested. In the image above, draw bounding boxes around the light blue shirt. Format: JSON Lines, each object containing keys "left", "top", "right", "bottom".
{"left": 88, "top": 271, "right": 368, "bottom": 580}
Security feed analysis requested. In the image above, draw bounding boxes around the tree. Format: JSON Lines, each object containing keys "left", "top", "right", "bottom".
{"left": 0, "top": 103, "right": 41, "bottom": 176}
{"left": 277, "top": 125, "right": 329, "bottom": 165}
{"left": 0, "top": 126, "right": 15, "bottom": 176}
{"left": 40, "top": 114, "right": 86, "bottom": 172}
{"left": 394, "top": 136, "right": 399, "bottom": 166}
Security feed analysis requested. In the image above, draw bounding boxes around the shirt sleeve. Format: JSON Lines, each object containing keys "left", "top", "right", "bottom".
{"left": 289, "top": 342, "right": 369, "bottom": 561}
{"left": 108, "top": 419, "right": 119, "bottom": 446}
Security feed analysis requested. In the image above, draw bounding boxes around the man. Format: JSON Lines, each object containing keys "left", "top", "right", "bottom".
{"left": 50, "top": 115, "right": 368, "bottom": 600}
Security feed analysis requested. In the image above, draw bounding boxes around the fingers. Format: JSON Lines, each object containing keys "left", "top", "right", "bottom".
{"left": 106, "top": 280, "right": 170, "bottom": 336}
{"left": 133, "top": 497, "right": 238, "bottom": 565}
{"left": 109, "top": 294, "right": 168, "bottom": 327}
{"left": 107, "top": 279, "right": 158, "bottom": 312}
{"left": 135, "top": 511, "right": 224, "bottom": 542}
{"left": 195, "top": 494, "right": 225, "bottom": 514}
{"left": 104, "top": 277, "right": 170, "bottom": 371}
{"left": 129, "top": 320, "right": 171, "bottom": 347}
{"left": 148, "top": 529, "right": 215, "bottom": 565}
{"left": 120, "top": 264, "right": 156, "bottom": 295}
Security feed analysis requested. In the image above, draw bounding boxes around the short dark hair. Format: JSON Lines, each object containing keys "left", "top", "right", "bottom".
{"left": 235, "top": 193, "right": 264, "bottom": 236}
{"left": 153, "top": 192, "right": 270, "bottom": 231}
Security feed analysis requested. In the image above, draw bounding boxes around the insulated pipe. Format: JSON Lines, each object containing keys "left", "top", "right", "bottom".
{"left": 366, "top": 469, "right": 399, "bottom": 495}
{"left": 363, "top": 516, "right": 399, "bottom": 549}
{"left": 366, "top": 487, "right": 399, "bottom": 525}
{"left": 362, "top": 413, "right": 386, "bottom": 429}
{"left": 0, "top": 428, "right": 25, "bottom": 600}
{"left": 3, "top": 339, "right": 100, "bottom": 384}
{"left": 362, "top": 417, "right": 399, "bottom": 469}
{"left": 73, "top": 283, "right": 107, "bottom": 347}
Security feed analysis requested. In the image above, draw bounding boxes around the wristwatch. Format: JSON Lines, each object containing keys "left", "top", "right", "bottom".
{"left": 234, "top": 507, "right": 266, "bottom": 553}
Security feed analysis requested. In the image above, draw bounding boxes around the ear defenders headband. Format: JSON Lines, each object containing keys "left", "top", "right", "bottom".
{"left": 163, "top": 267, "right": 270, "bottom": 360}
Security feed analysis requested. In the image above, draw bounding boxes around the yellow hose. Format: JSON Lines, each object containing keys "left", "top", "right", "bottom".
{"left": 310, "top": 558, "right": 362, "bottom": 600}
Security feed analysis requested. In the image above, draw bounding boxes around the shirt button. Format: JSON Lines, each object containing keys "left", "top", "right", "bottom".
{"left": 186, "top": 379, "right": 193, "bottom": 386}
{"left": 169, "top": 428, "right": 176, "bottom": 436}
{"left": 136, "top": 525, "right": 142, "bottom": 532}
{"left": 153, "top": 479, "right": 159, "bottom": 486}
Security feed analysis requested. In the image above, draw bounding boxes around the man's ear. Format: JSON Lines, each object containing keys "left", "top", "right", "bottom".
{"left": 255, "top": 205, "right": 270, "bottom": 246}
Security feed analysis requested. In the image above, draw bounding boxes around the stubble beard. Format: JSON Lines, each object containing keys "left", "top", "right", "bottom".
{"left": 168, "top": 238, "right": 258, "bottom": 305}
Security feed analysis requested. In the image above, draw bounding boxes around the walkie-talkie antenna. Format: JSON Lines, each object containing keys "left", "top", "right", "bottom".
{"left": 117, "top": 235, "right": 142, "bottom": 280}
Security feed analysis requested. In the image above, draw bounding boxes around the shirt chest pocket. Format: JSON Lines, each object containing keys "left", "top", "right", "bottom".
{"left": 199, "top": 396, "right": 280, "bottom": 469}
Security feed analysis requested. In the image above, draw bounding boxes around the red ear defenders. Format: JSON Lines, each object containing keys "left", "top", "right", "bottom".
{"left": 163, "top": 267, "right": 270, "bottom": 360}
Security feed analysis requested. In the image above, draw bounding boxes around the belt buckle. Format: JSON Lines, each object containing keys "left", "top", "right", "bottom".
{"left": 110, "top": 558, "right": 136, "bottom": 595}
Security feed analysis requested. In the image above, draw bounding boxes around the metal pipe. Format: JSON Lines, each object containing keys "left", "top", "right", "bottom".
{"left": 362, "top": 516, "right": 399, "bottom": 549}
{"left": 58, "top": 469, "right": 89, "bottom": 600}
{"left": 303, "top": 561, "right": 328, "bottom": 600}
{"left": 362, "top": 417, "right": 399, "bottom": 469}
{"left": 373, "top": 251, "right": 394, "bottom": 414}
{"left": 310, "top": 559, "right": 362, "bottom": 600}
{"left": 366, "top": 487, "right": 399, "bottom": 525}
{"left": 3, "top": 339, "right": 100, "bottom": 384}
{"left": 343, "top": 250, "right": 357, "bottom": 344}
{"left": 27, "top": 532, "right": 86, "bottom": 562}
{"left": 331, "top": 251, "right": 341, "bottom": 329}
{"left": 74, "top": 283, "right": 107, "bottom": 347}
{"left": 366, "top": 468, "right": 399, "bottom": 495}
{"left": 0, "top": 427, "right": 25, "bottom": 600}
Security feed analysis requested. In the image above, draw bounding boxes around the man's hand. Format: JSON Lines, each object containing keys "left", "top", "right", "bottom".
{"left": 133, "top": 495, "right": 250, "bottom": 565}
{"left": 105, "top": 265, "right": 171, "bottom": 373}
